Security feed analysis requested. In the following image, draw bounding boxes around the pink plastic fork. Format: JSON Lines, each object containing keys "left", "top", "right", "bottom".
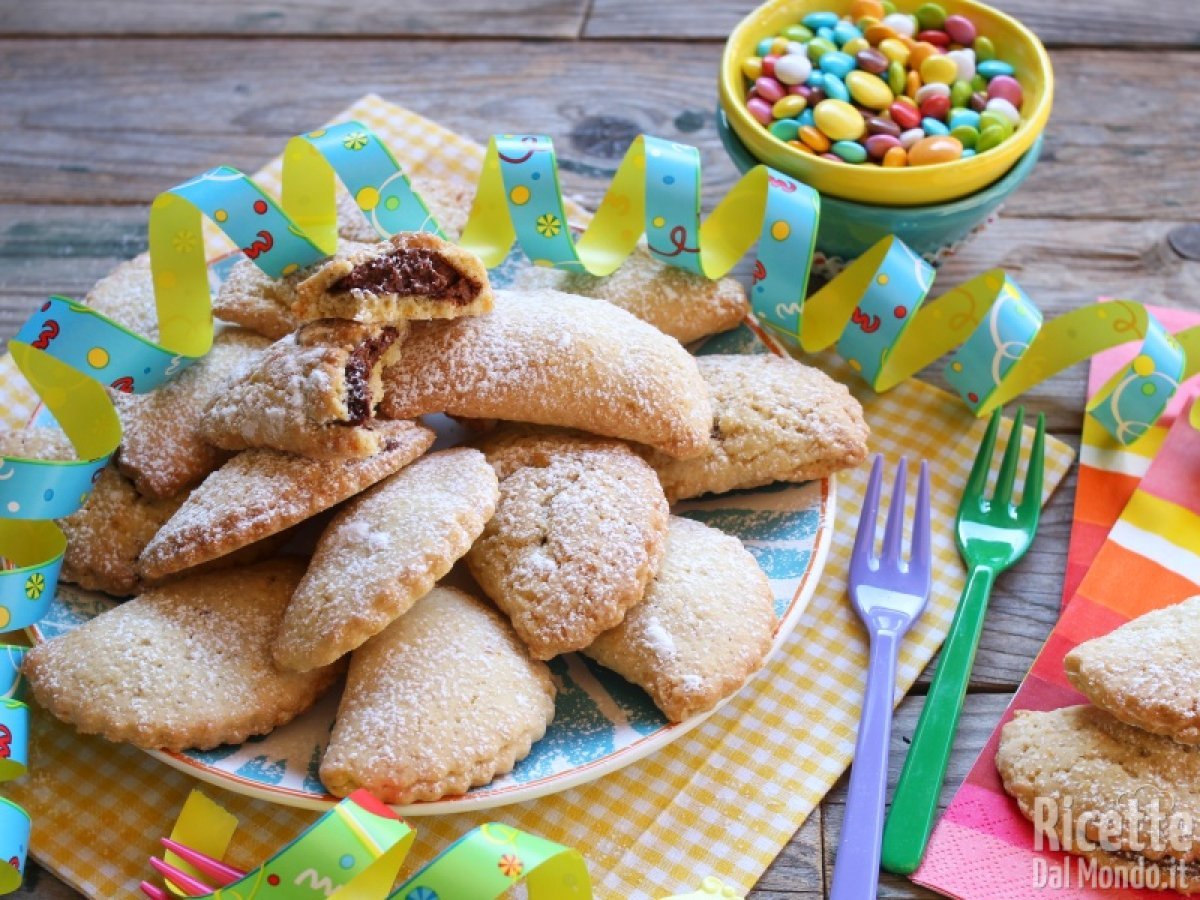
{"left": 140, "top": 837, "right": 246, "bottom": 898}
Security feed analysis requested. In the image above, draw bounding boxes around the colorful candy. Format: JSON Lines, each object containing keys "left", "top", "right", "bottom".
{"left": 740, "top": 4, "right": 1025, "bottom": 167}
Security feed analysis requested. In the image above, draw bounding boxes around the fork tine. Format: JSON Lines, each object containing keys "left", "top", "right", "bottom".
{"left": 149, "top": 856, "right": 211, "bottom": 897}
{"left": 854, "top": 455, "right": 885, "bottom": 564}
{"left": 910, "top": 460, "right": 931, "bottom": 572}
{"left": 161, "top": 837, "right": 244, "bottom": 886}
{"left": 964, "top": 408, "right": 1001, "bottom": 502}
{"left": 1018, "top": 412, "right": 1046, "bottom": 517}
{"left": 993, "top": 406, "right": 1026, "bottom": 510}
{"left": 139, "top": 883, "right": 170, "bottom": 900}
{"left": 881, "top": 457, "right": 909, "bottom": 566}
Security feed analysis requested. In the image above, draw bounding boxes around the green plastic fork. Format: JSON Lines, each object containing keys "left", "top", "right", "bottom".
{"left": 880, "top": 406, "right": 1045, "bottom": 874}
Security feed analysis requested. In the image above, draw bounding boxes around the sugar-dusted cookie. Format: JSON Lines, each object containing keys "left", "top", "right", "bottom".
{"left": 212, "top": 241, "right": 375, "bottom": 341}
{"left": 380, "top": 289, "right": 714, "bottom": 459}
{"left": 138, "top": 419, "right": 434, "bottom": 581}
{"left": 202, "top": 319, "right": 406, "bottom": 460}
{"left": 114, "top": 328, "right": 271, "bottom": 499}
{"left": 319, "top": 585, "right": 555, "bottom": 803}
{"left": 466, "top": 428, "right": 669, "bottom": 659}
{"left": 507, "top": 244, "right": 748, "bottom": 343}
{"left": 335, "top": 176, "right": 475, "bottom": 243}
{"left": 998, "top": 705, "right": 1200, "bottom": 888}
{"left": 84, "top": 253, "right": 160, "bottom": 343}
{"left": 22, "top": 559, "right": 342, "bottom": 751}
{"left": 585, "top": 516, "right": 775, "bottom": 722}
{"left": 274, "top": 448, "right": 498, "bottom": 671}
{"left": 641, "top": 354, "right": 869, "bottom": 502}
{"left": 1065, "top": 596, "right": 1200, "bottom": 744}
{"left": 294, "top": 232, "right": 492, "bottom": 324}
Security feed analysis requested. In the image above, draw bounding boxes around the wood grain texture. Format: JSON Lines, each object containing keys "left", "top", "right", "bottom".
{"left": 1, "top": 41, "right": 1199, "bottom": 223}
{"left": 584, "top": 0, "right": 1200, "bottom": 45}
{"left": 0, "top": 0, "right": 589, "bottom": 37}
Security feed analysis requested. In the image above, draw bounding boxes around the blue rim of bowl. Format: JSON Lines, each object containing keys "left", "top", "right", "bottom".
{"left": 716, "top": 106, "right": 1044, "bottom": 212}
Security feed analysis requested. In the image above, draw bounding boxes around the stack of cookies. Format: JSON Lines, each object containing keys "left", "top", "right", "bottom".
{"left": 997, "top": 596, "right": 1200, "bottom": 890}
{"left": 14, "top": 180, "right": 870, "bottom": 804}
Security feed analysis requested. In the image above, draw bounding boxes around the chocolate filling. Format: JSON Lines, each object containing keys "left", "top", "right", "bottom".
{"left": 331, "top": 249, "right": 479, "bottom": 305}
{"left": 344, "top": 327, "right": 400, "bottom": 424}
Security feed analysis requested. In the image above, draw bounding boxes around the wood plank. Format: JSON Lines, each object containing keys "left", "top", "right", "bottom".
{"left": 1, "top": 41, "right": 1198, "bottom": 222}
{"left": 812, "top": 692, "right": 1017, "bottom": 899}
{"left": 584, "top": 0, "right": 1200, "bottom": 46}
{"left": 0, "top": 0, "right": 588, "bottom": 38}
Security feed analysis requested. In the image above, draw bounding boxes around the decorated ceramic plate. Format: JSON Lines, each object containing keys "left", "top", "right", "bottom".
{"left": 27, "top": 255, "right": 835, "bottom": 815}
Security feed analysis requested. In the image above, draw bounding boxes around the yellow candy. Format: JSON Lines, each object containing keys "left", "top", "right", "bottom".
{"left": 772, "top": 95, "right": 807, "bottom": 118}
{"left": 813, "top": 99, "right": 866, "bottom": 142}
{"left": 908, "top": 134, "right": 963, "bottom": 165}
{"left": 742, "top": 56, "right": 763, "bottom": 80}
{"left": 920, "top": 54, "right": 958, "bottom": 85}
{"left": 905, "top": 70, "right": 922, "bottom": 99}
{"left": 878, "top": 37, "right": 910, "bottom": 65}
{"left": 882, "top": 145, "right": 908, "bottom": 167}
{"left": 846, "top": 70, "right": 894, "bottom": 109}
{"left": 843, "top": 36, "right": 870, "bottom": 56}
{"left": 770, "top": 37, "right": 789, "bottom": 56}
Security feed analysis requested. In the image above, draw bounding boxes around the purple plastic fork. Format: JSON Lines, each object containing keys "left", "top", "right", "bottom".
{"left": 830, "top": 455, "right": 932, "bottom": 900}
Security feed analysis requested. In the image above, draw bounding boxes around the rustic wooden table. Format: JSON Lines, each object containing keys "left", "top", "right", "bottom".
{"left": 1, "top": 0, "right": 1198, "bottom": 896}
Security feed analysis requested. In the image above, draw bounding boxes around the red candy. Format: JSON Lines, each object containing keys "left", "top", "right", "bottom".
{"left": 761, "top": 55, "right": 779, "bottom": 78}
{"left": 889, "top": 101, "right": 922, "bottom": 130}
{"left": 918, "top": 29, "right": 950, "bottom": 47}
{"left": 919, "top": 93, "right": 950, "bottom": 120}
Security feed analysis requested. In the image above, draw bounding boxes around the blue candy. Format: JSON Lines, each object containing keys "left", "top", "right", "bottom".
{"left": 798, "top": 108, "right": 816, "bottom": 127}
{"left": 757, "top": 37, "right": 774, "bottom": 57}
{"left": 822, "top": 73, "right": 850, "bottom": 102}
{"left": 977, "top": 59, "right": 1015, "bottom": 79}
{"left": 802, "top": 11, "right": 839, "bottom": 29}
{"left": 832, "top": 21, "right": 862, "bottom": 45}
{"left": 819, "top": 50, "right": 856, "bottom": 79}
{"left": 806, "top": 70, "right": 826, "bottom": 88}
{"left": 831, "top": 140, "right": 868, "bottom": 163}
{"left": 961, "top": 148, "right": 977, "bottom": 158}
{"left": 949, "top": 108, "right": 981, "bottom": 130}
{"left": 817, "top": 25, "right": 835, "bottom": 42}
{"left": 922, "top": 117, "right": 950, "bottom": 135}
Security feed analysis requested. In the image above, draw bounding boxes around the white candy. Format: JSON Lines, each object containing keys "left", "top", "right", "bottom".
{"left": 900, "top": 127, "right": 925, "bottom": 149}
{"left": 948, "top": 48, "right": 975, "bottom": 83}
{"left": 915, "top": 82, "right": 951, "bottom": 104}
{"left": 786, "top": 40, "right": 807, "bottom": 55}
{"left": 881, "top": 12, "right": 916, "bottom": 37}
{"left": 774, "top": 53, "right": 813, "bottom": 86}
{"left": 986, "top": 97, "right": 1022, "bottom": 126}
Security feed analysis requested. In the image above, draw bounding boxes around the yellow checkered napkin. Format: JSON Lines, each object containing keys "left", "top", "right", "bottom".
{"left": 0, "top": 96, "right": 1074, "bottom": 898}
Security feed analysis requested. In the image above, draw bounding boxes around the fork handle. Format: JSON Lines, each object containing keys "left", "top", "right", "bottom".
{"left": 830, "top": 626, "right": 901, "bottom": 900}
{"left": 880, "top": 564, "right": 997, "bottom": 874}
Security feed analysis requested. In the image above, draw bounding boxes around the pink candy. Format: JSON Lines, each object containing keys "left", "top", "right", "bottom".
{"left": 943, "top": 14, "right": 976, "bottom": 45}
{"left": 987, "top": 75, "right": 1023, "bottom": 107}
{"left": 747, "top": 96, "right": 774, "bottom": 124}
{"left": 865, "top": 134, "right": 902, "bottom": 159}
{"left": 755, "top": 76, "right": 787, "bottom": 103}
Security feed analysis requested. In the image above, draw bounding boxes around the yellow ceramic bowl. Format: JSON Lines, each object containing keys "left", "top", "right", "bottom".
{"left": 719, "top": 0, "right": 1054, "bottom": 206}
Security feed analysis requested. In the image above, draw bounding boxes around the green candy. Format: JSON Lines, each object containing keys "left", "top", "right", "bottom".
{"left": 887, "top": 60, "right": 907, "bottom": 95}
{"left": 770, "top": 118, "right": 802, "bottom": 142}
{"left": 881, "top": 0, "right": 896, "bottom": 13}
{"left": 807, "top": 37, "right": 837, "bottom": 61}
{"left": 950, "top": 79, "right": 973, "bottom": 108}
{"left": 971, "top": 73, "right": 989, "bottom": 92}
{"left": 979, "top": 110, "right": 1014, "bottom": 136}
{"left": 783, "top": 24, "right": 814, "bottom": 42}
{"left": 976, "top": 125, "right": 1007, "bottom": 152}
{"left": 974, "top": 35, "right": 996, "bottom": 61}
{"left": 915, "top": 2, "right": 946, "bottom": 29}
{"left": 950, "top": 124, "right": 979, "bottom": 148}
